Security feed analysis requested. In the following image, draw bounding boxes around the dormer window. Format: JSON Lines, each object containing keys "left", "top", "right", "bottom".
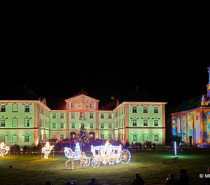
{"left": 71, "top": 103, "right": 75, "bottom": 108}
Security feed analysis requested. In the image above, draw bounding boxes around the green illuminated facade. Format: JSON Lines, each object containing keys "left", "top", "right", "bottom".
{"left": 0, "top": 93, "right": 167, "bottom": 146}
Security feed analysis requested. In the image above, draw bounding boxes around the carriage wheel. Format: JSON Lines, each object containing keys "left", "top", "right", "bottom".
{"left": 120, "top": 149, "right": 131, "bottom": 164}
{"left": 81, "top": 157, "right": 90, "bottom": 167}
{"left": 91, "top": 159, "right": 100, "bottom": 168}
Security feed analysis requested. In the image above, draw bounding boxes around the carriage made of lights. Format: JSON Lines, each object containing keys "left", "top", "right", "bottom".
{"left": 90, "top": 141, "right": 131, "bottom": 168}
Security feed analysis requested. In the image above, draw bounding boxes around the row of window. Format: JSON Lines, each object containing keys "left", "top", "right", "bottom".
{"left": 132, "top": 134, "right": 159, "bottom": 141}
{"left": 132, "top": 106, "right": 159, "bottom": 114}
{"left": 70, "top": 102, "right": 95, "bottom": 109}
{"left": 51, "top": 123, "right": 65, "bottom": 129}
{"left": 0, "top": 104, "right": 31, "bottom": 112}
{"left": 69, "top": 112, "right": 113, "bottom": 119}
{"left": 100, "top": 134, "right": 112, "bottom": 139}
{"left": 0, "top": 135, "right": 31, "bottom": 142}
{"left": 0, "top": 118, "right": 32, "bottom": 127}
{"left": 115, "top": 107, "right": 125, "bottom": 117}
{"left": 132, "top": 119, "right": 159, "bottom": 126}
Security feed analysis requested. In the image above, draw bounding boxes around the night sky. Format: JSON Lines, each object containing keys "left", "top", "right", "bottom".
{"left": 1, "top": 31, "right": 209, "bottom": 109}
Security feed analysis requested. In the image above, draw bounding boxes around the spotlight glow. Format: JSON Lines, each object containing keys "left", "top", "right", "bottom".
{"left": 0, "top": 142, "right": 10, "bottom": 157}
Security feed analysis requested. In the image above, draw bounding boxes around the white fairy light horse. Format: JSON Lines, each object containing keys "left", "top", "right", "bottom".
{"left": 64, "top": 143, "right": 90, "bottom": 169}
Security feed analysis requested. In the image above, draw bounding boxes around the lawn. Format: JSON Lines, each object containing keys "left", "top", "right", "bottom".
{"left": 0, "top": 148, "right": 210, "bottom": 185}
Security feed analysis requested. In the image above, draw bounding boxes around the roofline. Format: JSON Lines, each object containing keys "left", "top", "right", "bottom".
{"left": 171, "top": 107, "right": 210, "bottom": 116}
{"left": 0, "top": 100, "right": 51, "bottom": 111}
{"left": 65, "top": 94, "right": 100, "bottom": 102}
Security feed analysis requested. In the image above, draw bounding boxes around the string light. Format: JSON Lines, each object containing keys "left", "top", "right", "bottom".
{"left": 0, "top": 142, "right": 10, "bottom": 157}
{"left": 42, "top": 142, "right": 54, "bottom": 159}
{"left": 91, "top": 141, "right": 131, "bottom": 168}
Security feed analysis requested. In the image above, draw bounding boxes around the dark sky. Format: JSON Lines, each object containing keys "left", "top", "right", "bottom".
{"left": 1, "top": 31, "right": 209, "bottom": 109}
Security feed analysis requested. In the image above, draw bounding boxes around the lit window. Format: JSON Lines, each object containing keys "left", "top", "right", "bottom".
{"left": 60, "top": 123, "right": 64, "bottom": 128}
{"left": 90, "top": 113, "right": 94, "bottom": 119}
{"left": 12, "top": 135, "right": 17, "bottom": 142}
{"left": 101, "top": 114, "right": 104, "bottom": 119}
{"left": 132, "top": 106, "right": 137, "bottom": 113}
{"left": 72, "top": 123, "right": 75, "bottom": 128}
{"left": 60, "top": 113, "right": 64, "bottom": 119}
{"left": 71, "top": 112, "right": 75, "bottom": 119}
{"left": 12, "top": 104, "right": 18, "bottom": 112}
{"left": 143, "top": 119, "right": 148, "bottom": 126}
{"left": 52, "top": 113, "right": 56, "bottom": 118}
{"left": 80, "top": 112, "right": 85, "bottom": 119}
{"left": 154, "top": 107, "right": 158, "bottom": 113}
{"left": 25, "top": 136, "right": 29, "bottom": 142}
{"left": 143, "top": 107, "right": 148, "bottom": 113}
{"left": 133, "top": 135, "right": 137, "bottom": 141}
{"left": 90, "top": 103, "right": 94, "bottom": 109}
{"left": 25, "top": 119, "right": 30, "bottom": 127}
{"left": 154, "top": 120, "right": 158, "bottom": 126}
{"left": 133, "top": 119, "right": 137, "bottom": 126}
{"left": 1, "top": 105, "right": 6, "bottom": 112}
{"left": 154, "top": 135, "right": 159, "bottom": 141}
{"left": 12, "top": 118, "right": 18, "bottom": 127}
{"left": 25, "top": 105, "right": 30, "bottom": 112}
{"left": 90, "top": 123, "right": 93, "bottom": 128}
{"left": 1, "top": 119, "right": 5, "bottom": 127}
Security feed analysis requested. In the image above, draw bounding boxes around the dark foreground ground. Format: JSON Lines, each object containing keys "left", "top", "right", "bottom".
{"left": 0, "top": 148, "right": 209, "bottom": 185}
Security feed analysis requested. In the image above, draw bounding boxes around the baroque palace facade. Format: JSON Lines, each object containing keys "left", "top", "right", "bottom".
{"left": 172, "top": 66, "right": 210, "bottom": 145}
{"left": 0, "top": 92, "right": 167, "bottom": 146}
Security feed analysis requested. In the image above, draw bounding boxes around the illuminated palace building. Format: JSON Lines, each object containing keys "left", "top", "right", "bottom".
{"left": 172, "top": 66, "right": 210, "bottom": 146}
{"left": 0, "top": 91, "right": 167, "bottom": 147}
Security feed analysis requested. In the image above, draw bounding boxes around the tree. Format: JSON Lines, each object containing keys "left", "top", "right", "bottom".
{"left": 79, "top": 124, "right": 89, "bottom": 144}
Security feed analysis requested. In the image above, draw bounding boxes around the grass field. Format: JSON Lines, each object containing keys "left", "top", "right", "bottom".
{"left": 0, "top": 148, "right": 210, "bottom": 185}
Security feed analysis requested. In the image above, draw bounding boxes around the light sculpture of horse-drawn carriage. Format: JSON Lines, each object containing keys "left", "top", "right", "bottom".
{"left": 90, "top": 141, "right": 131, "bottom": 168}
{"left": 64, "top": 143, "right": 90, "bottom": 169}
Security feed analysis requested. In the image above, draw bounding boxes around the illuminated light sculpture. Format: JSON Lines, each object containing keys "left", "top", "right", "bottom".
{"left": 90, "top": 141, "right": 131, "bottom": 168}
{"left": 0, "top": 142, "right": 10, "bottom": 157}
{"left": 64, "top": 143, "right": 90, "bottom": 169}
{"left": 42, "top": 142, "right": 54, "bottom": 159}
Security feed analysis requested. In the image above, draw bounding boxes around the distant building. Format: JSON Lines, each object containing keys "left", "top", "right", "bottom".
{"left": 171, "top": 66, "right": 210, "bottom": 145}
{"left": 0, "top": 91, "right": 167, "bottom": 146}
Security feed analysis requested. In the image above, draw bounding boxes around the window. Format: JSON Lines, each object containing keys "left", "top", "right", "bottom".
{"left": 60, "top": 123, "right": 64, "bottom": 128}
{"left": 90, "top": 113, "right": 94, "bottom": 119}
{"left": 12, "top": 118, "right": 18, "bottom": 127}
{"left": 154, "top": 107, "right": 158, "bottom": 113}
{"left": 154, "top": 135, "right": 159, "bottom": 141}
{"left": 80, "top": 112, "right": 85, "bottom": 119}
{"left": 25, "top": 119, "right": 30, "bottom": 127}
{"left": 108, "top": 114, "right": 112, "bottom": 119}
{"left": 108, "top": 123, "right": 112, "bottom": 128}
{"left": 101, "top": 114, "right": 104, "bottom": 119}
{"left": 72, "top": 123, "right": 75, "bottom": 128}
{"left": 12, "top": 135, "right": 17, "bottom": 142}
{"left": 53, "top": 123, "right": 56, "bottom": 128}
{"left": 101, "top": 134, "right": 104, "bottom": 139}
{"left": 52, "top": 113, "right": 56, "bottom": 118}
{"left": 0, "top": 135, "right": 5, "bottom": 142}
{"left": 133, "top": 135, "right": 137, "bottom": 141}
{"left": 154, "top": 120, "right": 158, "bottom": 126}
{"left": 25, "top": 105, "right": 30, "bottom": 112}
{"left": 25, "top": 136, "right": 29, "bottom": 142}
{"left": 101, "top": 123, "right": 104, "bottom": 128}
{"left": 1, "top": 119, "right": 5, "bottom": 127}
{"left": 60, "top": 113, "right": 64, "bottom": 119}
{"left": 143, "top": 134, "right": 148, "bottom": 141}
{"left": 71, "top": 103, "right": 75, "bottom": 108}
{"left": 1, "top": 105, "right": 6, "bottom": 112}
{"left": 60, "top": 135, "right": 64, "bottom": 139}
{"left": 133, "top": 119, "right": 137, "bottom": 126}
{"left": 132, "top": 106, "right": 137, "bottom": 113}
{"left": 108, "top": 135, "right": 112, "bottom": 139}
{"left": 143, "top": 119, "right": 148, "bottom": 126}
{"left": 90, "top": 103, "right": 94, "bottom": 109}
{"left": 12, "top": 104, "right": 18, "bottom": 112}
{"left": 71, "top": 112, "right": 75, "bottom": 119}
{"left": 143, "top": 107, "right": 148, "bottom": 113}
{"left": 90, "top": 123, "right": 93, "bottom": 128}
